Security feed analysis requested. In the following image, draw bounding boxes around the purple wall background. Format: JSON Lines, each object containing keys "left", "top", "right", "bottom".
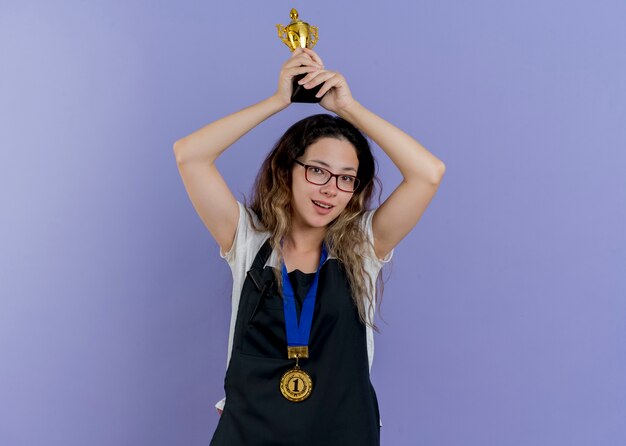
{"left": 1, "top": 1, "right": 625, "bottom": 445}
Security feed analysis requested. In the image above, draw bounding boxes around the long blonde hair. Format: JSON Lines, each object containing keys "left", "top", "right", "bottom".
{"left": 244, "top": 114, "right": 385, "bottom": 331}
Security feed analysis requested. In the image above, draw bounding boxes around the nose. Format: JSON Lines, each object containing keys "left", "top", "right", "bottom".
{"left": 320, "top": 178, "right": 338, "bottom": 196}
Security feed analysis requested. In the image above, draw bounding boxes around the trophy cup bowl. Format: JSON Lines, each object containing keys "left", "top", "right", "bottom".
{"left": 276, "top": 9, "right": 325, "bottom": 103}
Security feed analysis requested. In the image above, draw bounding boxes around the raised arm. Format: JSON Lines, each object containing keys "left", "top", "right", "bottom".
{"left": 295, "top": 47, "right": 446, "bottom": 260}
{"left": 173, "top": 47, "right": 323, "bottom": 254}
{"left": 338, "top": 102, "right": 445, "bottom": 260}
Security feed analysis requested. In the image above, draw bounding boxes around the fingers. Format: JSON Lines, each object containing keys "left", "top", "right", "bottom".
{"left": 314, "top": 73, "right": 340, "bottom": 98}
{"left": 286, "top": 64, "right": 320, "bottom": 79}
{"left": 284, "top": 52, "right": 322, "bottom": 70}
{"left": 297, "top": 69, "right": 333, "bottom": 88}
{"left": 298, "top": 70, "right": 344, "bottom": 98}
{"left": 302, "top": 47, "right": 324, "bottom": 67}
{"left": 287, "top": 47, "right": 323, "bottom": 67}
{"left": 290, "top": 46, "right": 304, "bottom": 58}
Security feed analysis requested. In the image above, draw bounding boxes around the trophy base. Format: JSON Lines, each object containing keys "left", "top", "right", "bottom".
{"left": 291, "top": 73, "right": 324, "bottom": 103}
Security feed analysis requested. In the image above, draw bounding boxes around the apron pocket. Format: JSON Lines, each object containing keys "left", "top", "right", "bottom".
{"left": 241, "top": 304, "right": 286, "bottom": 359}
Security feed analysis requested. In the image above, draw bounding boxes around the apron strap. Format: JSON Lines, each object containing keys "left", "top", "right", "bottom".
{"left": 246, "top": 238, "right": 275, "bottom": 323}
{"left": 247, "top": 238, "right": 273, "bottom": 291}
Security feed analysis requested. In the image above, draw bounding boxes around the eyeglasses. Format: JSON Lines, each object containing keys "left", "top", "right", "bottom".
{"left": 294, "top": 160, "right": 360, "bottom": 192}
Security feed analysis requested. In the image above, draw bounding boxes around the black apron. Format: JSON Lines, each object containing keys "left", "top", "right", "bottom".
{"left": 210, "top": 239, "right": 381, "bottom": 446}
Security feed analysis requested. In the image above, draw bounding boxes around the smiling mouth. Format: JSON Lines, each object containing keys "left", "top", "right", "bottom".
{"left": 312, "top": 200, "right": 333, "bottom": 209}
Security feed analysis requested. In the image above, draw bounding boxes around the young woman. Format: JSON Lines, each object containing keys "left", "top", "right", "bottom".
{"left": 174, "top": 46, "right": 445, "bottom": 445}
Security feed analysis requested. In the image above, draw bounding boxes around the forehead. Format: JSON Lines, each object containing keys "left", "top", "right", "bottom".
{"left": 302, "top": 138, "right": 359, "bottom": 169}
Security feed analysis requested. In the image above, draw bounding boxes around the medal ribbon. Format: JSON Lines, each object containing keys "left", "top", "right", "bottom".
{"left": 281, "top": 243, "right": 328, "bottom": 348}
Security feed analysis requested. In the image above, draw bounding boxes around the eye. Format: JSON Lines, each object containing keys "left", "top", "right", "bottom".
{"left": 308, "top": 166, "right": 325, "bottom": 175}
{"left": 341, "top": 176, "right": 355, "bottom": 183}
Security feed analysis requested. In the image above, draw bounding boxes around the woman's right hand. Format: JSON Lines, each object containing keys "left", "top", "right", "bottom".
{"left": 273, "top": 47, "right": 324, "bottom": 106}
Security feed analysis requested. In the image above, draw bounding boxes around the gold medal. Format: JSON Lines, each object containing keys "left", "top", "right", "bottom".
{"left": 279, "top": 362, "right": 312, "bottom": 402}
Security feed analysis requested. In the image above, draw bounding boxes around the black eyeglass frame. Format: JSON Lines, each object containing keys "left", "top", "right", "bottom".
{"left": 294, "top": 159, "right": 360, "bottom": 193}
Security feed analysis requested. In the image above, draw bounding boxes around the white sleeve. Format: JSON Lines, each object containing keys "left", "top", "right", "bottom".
{"left": 219, "top": 201, "right": 248, "bottom": 265}
{"left": 362, "top": 208, "right": 394, "bottom": 265}
{"left": 215, "top": 397, "right": 226, "bottom": 414}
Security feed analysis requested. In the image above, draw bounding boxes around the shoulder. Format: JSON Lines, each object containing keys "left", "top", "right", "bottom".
{"left": 220, "top": 201, "right": 269, "bottom": 268}
{"left": 360, "top": 208, "right": 393, "bottom": 270}
{"left": 360, "top": 208, "right": 394, "bottom": 265}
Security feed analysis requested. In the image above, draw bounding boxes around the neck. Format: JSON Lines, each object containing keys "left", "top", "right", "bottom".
{"left": 284, "top": 225, "right": 327, "bottom": 253}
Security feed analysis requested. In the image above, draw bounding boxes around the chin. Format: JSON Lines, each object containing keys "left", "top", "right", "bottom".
{"left": 303, "top": 214, "right": 334, "bottom": 229}
{"left": 294, "top": 204, "right": 338, "bottom": 229}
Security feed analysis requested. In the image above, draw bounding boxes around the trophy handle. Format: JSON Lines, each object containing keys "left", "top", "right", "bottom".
{"left": 276, "top": 24, "right": 293, "bottom": 50}
{"left": 308, "top": 26, "right": 319, "bottom": 49}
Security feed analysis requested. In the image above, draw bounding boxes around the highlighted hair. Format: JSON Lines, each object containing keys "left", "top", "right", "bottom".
{"left": 244, "top": 114, "right": 386, "bottom": 331}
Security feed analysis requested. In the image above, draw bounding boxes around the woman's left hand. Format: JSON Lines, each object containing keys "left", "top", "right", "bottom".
{"left": 298, "top": 48, "right": 356, "bottom": 114}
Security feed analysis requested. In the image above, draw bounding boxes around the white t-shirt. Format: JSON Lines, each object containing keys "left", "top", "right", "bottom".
{"left": 215, "top": 201, "right": 393, "bottom": 412}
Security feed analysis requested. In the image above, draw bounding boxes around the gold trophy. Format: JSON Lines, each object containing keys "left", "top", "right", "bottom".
{"left": 276, "top": 9, "right": 325, "bottom": 103}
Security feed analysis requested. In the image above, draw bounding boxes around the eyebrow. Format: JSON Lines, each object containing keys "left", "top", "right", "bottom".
{"left": 307, "top": 159, "right": 358, "bottom": 174}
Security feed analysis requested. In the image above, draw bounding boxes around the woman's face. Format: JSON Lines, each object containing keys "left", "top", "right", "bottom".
{"left": 290, "top": 137, "right": 360, "bottom": 229}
